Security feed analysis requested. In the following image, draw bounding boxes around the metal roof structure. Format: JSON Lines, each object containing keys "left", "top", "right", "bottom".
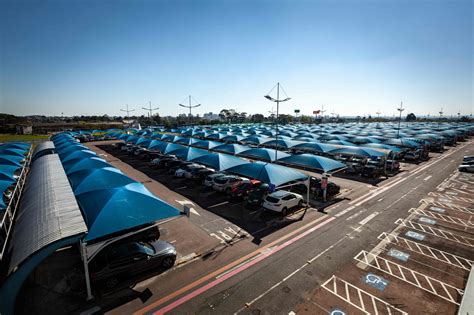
{"left": 8, "top": 154, "right": 87, "bottom": 274}
{"left": 31, "top": 141, "right": 55, "bottom": 161}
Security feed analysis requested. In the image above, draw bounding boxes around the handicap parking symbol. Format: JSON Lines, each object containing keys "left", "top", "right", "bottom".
{"left": 388, "top": 248, "right": 410, "bottom": 262}
{"left": 405, "top": 230, "right": 425, "bottom": 241}
{"left": 362, "top": 273, "right": 389, "bottom": 291}
{"left": 330, "top": 309, "right": 346, "bottom": 315}
{"left": 419, "top": 216, "right": 437, "bottom": 225}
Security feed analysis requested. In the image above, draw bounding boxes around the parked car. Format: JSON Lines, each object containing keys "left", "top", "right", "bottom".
{"left": 262, "top": 190, "right": 304, "bottom": 216}
{"left": 404, "top": 150, "right": 421, "bottom": 161}
{"left": 385, "top": 160, "right": 400, "bottom": 172}
{"left": 228, "top": 180, "right": 262, "bottom": 198}
{"left": 175, "top": 164, "right": 206, "bottom": 178}
{"left": 90, "top": 240, "right": 176, "bottom": 289}
{"left": 134, "top": 147, "right": 148, "bottom": 156}
{"left": 150, "top": 155, "right": 175, "bottom": 166}
{"left": 190, "top": 168, "right": 215, "bottom": 182}
{"left": 203, "top": 173, "right": 227, "bottom": 187}
{"left": 463, "top": 156, "right": 474, "bottom": 163}
{"left": 168, "top": 161, "right": 193, "bottom": 174}
{"left": 115, "top": 142, "right": 126, "bottom": 150}
{"left": 122, "top": 144, "right": 132, "bottom": 151}
{"left": 212, "top": 175, "right": 249, "bottom": 193}
{"left": 246, "top": 183, "right": 270, "bottom": 207}
{"left": 458, "top": 164, "right": 474, "bottom": 173}
{"left": 144, "top": 152, "right": 163, "bottom": 161}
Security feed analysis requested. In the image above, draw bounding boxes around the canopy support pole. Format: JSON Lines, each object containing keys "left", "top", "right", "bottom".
{"left": 81, "top": 241, "right": 94, "bottom": 301}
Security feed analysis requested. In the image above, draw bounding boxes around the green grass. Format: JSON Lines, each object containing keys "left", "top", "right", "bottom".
{"left": 0, "top": 134, "right": 49, "bottom": 142}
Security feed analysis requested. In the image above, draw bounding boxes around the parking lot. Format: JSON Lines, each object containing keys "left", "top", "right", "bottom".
{"left": 303, "top": 168, "right": 473, "bottom": 314}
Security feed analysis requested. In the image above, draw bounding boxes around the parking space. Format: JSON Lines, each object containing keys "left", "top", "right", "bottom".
{"left": 307, "top": 168, "right": 474, "bottom": 314}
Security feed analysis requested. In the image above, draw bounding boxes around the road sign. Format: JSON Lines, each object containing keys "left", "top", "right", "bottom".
{"left": 294, "top": 109, "right": 300, "bottom": 113}
{"left": 330, "top": 309, "right": 346, "bottom": 315}
{"left": 388, "top": 248, "right": 410, "bottom": 262}
{"left": 363, "top": 273, "right": 389, "bottom": 291}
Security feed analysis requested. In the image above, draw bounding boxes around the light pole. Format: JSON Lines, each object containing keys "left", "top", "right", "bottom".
{"left": 264, "top": 82, "right": 291, "bottom": 161}
{"left": 142, "top": 101, "right": 159, "bottom": 118}
{"left": 396, "top": 102, "right": 404, "bottom": 138}
{"left": 438, "top": 107, "right": 443, "bottom": 128}
{"left": 120, "top": 104, "right": 135, "bottom": 119}
{"left": 179, "top": 95, "right": 201, "bottom": 125}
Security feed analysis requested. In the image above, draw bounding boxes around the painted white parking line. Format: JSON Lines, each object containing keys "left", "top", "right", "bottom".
{"left": 408, "top": 208, "right": 473, "bottom": 228}
{"left": 335, "top": 206, "right": 355, "bottom": 217}
{"left": 421, "top": 199, "right": 474, "bottom": 214}
{"left": 208, "top": 201, "right": 229, "bottom": 209}
{"left": 428, "top": 192, "right": 474, "bottom": 204}
{"left": 377, "top": 232, "right": 473, "bottom": 271}
{"left": 321, "top": 275, "right": 408, "bottom": 315}
{"left": 358, "top": 212, "right": 379, "bottom": 226}
{"left": 424, "top": 175, "right": 433, "bottom": 181}
{"left": 354, "top": 250, "right": 464, "bottom": 305}
{"left": 395, "top": 218, "right": 474, "bottom": 247}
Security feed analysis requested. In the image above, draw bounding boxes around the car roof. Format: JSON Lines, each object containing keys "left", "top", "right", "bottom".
{"left": 269, "top": 190, "right": 291, "bottom": 198}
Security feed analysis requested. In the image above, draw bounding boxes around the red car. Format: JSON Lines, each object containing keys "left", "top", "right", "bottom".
{"left": 229, "top": 180, "right": 263, "bottom": 199}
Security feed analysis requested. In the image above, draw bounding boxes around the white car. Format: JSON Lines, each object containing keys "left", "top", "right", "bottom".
{"left": 203, "top": 173, "right": 226, "bottom": 187}
{"left": 175, "top": 164, "right": 205, "bottom": 178}
{"left": 212, "top": 175, "right": 249, "bottom": 193}
{"left": 458, "top": 164, "right": 474, "bottom": 173}
{"left": 263, "top": 190, "right": 304, "bottom": 216}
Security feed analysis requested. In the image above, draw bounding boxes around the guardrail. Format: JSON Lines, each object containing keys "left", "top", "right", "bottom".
{"left": 0, "top": 146, "right": 32, "bottom": 260}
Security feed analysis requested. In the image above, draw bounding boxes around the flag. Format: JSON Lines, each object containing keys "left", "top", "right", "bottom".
{"left": 313, "top": 110, "right": 321, "bottom": 115}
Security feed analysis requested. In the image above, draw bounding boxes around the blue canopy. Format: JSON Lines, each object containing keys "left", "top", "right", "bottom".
{"left": 237, "top": 148, "right": 290, "bottom": 162}
{"left": 212, "top": 143, "right": 250, "bottom": 155}
{"left": 163, "top": 143, "right": 186, "bottom": 155}
{"left": 148, "top": 140, "right": 168, "bottom": 152}
{"left": 278, "top": 154, "right": 346, "bottom": 173}
{"left": 329, "top": 146, "right": 386, "bottom": 158}
{"left": 57, "top": 144, "right": 89, "bottom": 157}
{"left": 75, "top": 183, "right": 181, "bottom": 241}
{"left": 168, "top": 147, "right": 211, "bottom": 161}
{"left": 0, "top": 142, "right": 30, "bottom": 150}
{"left": 221, "top": 135, "right": 245, "bottom": 142}
{"left": 0, "top": 148, "right": 26, "bottom": 157}
{"left": 136, "top": 138, "right": 152, "bottom": 148}
{"left": 64, "top": 157, "right": 111, "bottom": 174}
{"left": 151, "top": 133, "right": 163, "bottom": 140}
{"left": 325, "top": 140, "right": 356, "bottom": 146}
{"left": 68, "top": 167, "right": 136, "bottom": 195}
{"left": 61, "top": 150, "right": 97, "bottom": 163}
{"left": 362, "top": 143, "right": 402, "bottom": 153}
{"left": 161, "top": 134, "right": 176, "bottom": 142}
{"left": 0, "top": 179, "right": 15, "bottom": 210}
{"left": 292, "top": 142, "right": 337, "bottom": 153}
{"left": 262, "top": 139, "right": 303, "bottom": 149}
{"left": 226, "top": 162, "right": 307, "bottom": 187}
{"left": 191, "top": 153, "right": 249, "bottom": 171}
{"left": 0, "top": 156, "right": 23, "bottom": 167}
{"left": 0, "top": 165, "right": 20, "bottom": 181}
{"left": 240, "top": 136, "right": 272, "bottom": 145}
{"left": 126, "top": 135, "right": 141, "bottom": 144}
{"left": 192, "top": 140, "right": 222, "bottom": 150}
{"left": 174, "top": 137, "right": 198, "bottom": 146}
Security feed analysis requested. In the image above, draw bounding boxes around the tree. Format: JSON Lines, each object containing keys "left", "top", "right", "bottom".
{"left": 406, "top": 113, "right": 417, "bottom": 121}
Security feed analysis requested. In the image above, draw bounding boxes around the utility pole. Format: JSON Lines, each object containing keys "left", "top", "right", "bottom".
{"left": 265, "top": 82, "right": 291, "bottom": 161}
{"left": 396, "top": 102, "right": 404, "bottom": 138}
{"left": 457, "top": 109, "right": 461, "bottom": 121}
{"left": 179, "top": 95, "right": 201, "bottom": 125}
{"left": 120, "top": 104, "right": 135, "bottom": 119}
{"left": 142, "top": 101, "right": 159, "bottom": 118}
{"left": 438, "top": 107, "right": 443, "bottom": 128}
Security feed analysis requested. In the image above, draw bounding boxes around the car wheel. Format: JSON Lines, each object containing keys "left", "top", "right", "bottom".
{"left": 460, "top": 168, "right": 466, "bottom": 172}
{"left": 162, "top": 256, "right": 175, "bottom": 268}
{"left": 281, "top": 207, "right": 288, "bottom": 216}
{"left": 105, "top": 277, "right": 119, "bottom": 289}
{"left": 298, "top": 200, "right": 303, "bottom": 208}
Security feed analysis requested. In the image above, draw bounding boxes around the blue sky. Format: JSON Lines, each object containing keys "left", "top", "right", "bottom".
{"left": 1, "top": 0, "right": 472, "bottom": 117}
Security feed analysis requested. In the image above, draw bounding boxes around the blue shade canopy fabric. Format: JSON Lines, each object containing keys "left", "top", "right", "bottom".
{"left": 0, "top": 166, "right": 21, "bottom": 181}
{"left": 0, "top": 148, "right": 26, "bottom": 157}
{"left": 383, "top": 138, "right": 421, "bottom": 148}
{"left": 75, "top": 183, "right": 181, "bottom": 241}
{"left": 221, "top": 135, "right": 245, "bottom": 142}
{"left": 160, "top": 134, "right": 176, "bottom": 142}
{"left": 278, "top": 154, "right": 346, "bottom": 173}
{"left": 0, "top": 142, "right": 30, "bottom": 150}
{"left": 212, "top": 144, "right": 250, "bottom": 155}
{"left": 237, "top": 148, "right": 290, "bottom": 162}
{"left": 57, "top": 144, "right": 89, "bottom": 157}
{"left": 162, "top": 143, "right": 185, "bottom": 155}
{"left": 324, "top": 140, "right": 356, "bottom": 146}
{"left": 240, "top": 136, "right": 272, "bottom": 145}
{"left": 68, "top": 167, "right": 136, "bottom": 195}
{"left": 0, "top": 156, "right": 23, "bottom": 167}
{"left": 148, "top": 140, "right": 167, "bottom": 152}
{"left": 63, "top": 157, "right": 111, "bottom": 174}
{"left": 150, "top": 133, "right": 163, "bottom": 140}
{"left": 362, "top": 143, "right": 402, "bottom": 153}
{"left": 226, "top": 162, "right": 307, "bottom": 187}
{"left": 190, "top": 153, "right": 249, "bottom": 171}
{"left": 292, "top": 142, "right": 337, "bottom": 153}
{"left": 61, "top": 150, "right": 97, "bottom": 163}
{"left": 136, "top": 138, "right": 152, "bottom": 148}
{"left": 169, "top": 147, "right": 211, "bottom": 161}
{"left": 262, "top": 139, "right": 303, "bottom": 149}
{"left": 173, "top": 137, "right": 197, "bottom": 146}
{"left": 328, "top": 146, "right": 386, "bottom": 158}
{"left": 0, "top": 179, "right": 15, "bottom": 210}
{"left": 126, "top": 135, "right": 141, "bottom": 144}
{"left": 190, "top": 140, "right": 221, "bottom": 150}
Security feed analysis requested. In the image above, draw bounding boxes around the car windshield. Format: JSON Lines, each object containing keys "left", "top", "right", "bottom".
{"left": 266, "top": 196, "right": 280, "bottom": 203}
{"left": 139, "top": 242, "right": 155, "bottom": 255}
{"left": 214, "top": 177, "right": 228, "bottom": 184}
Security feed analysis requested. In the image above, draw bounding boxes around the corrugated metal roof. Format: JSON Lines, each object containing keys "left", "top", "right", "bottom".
{"left": 31, "top": 141, "right": 55, "bottom": 161}
{"left": 8, "top": 154, "right": 87, "bottom": 274}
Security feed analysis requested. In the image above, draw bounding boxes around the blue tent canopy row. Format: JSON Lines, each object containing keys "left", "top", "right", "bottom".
{"left": 226, "top": 162, "right": 308, "bottom": 187}
{"left": 237, "top": 148, "right": 291, "bottom": 162}
{"left": 0, "top": 179, "right": 16, "bottom": 210}
{"left": 190, "top": 153, "right": 249, "bottom": 171}
{"left": 0, "top": 142, "right": 30, "bottom": 151}
{"left": 278, "top": 154, "right": 347, "bottom": 173}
